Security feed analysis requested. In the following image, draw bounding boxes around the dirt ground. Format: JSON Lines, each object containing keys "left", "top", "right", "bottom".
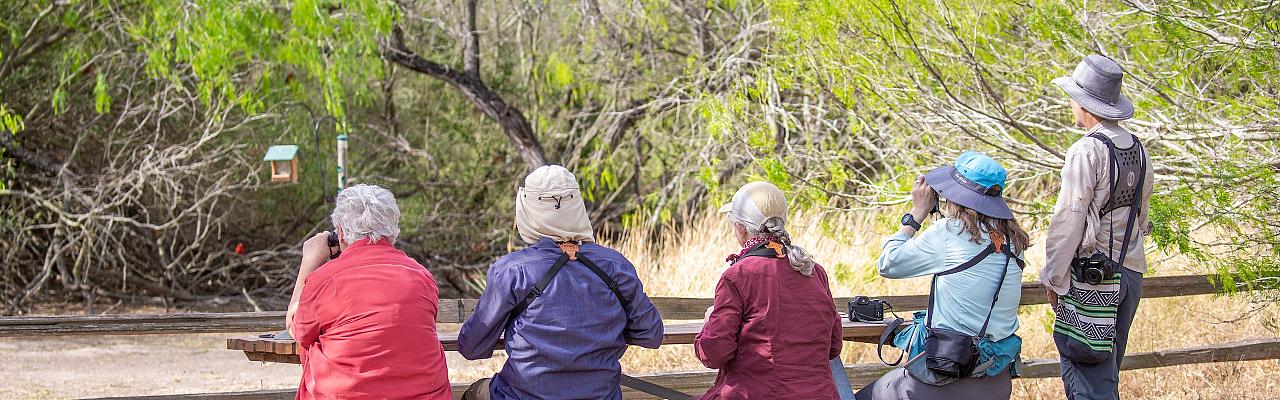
{"left": 0, "top": 333, "right": 501, "bottom": 400}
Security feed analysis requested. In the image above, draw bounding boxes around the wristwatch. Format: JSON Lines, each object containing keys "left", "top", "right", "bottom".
{"left": 901, "top": 213, "right": 921, "bottom": 230}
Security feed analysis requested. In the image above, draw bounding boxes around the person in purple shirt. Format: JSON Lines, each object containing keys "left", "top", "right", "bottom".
{"left": 458, "top": 165, "right": 664, "bottom": 400}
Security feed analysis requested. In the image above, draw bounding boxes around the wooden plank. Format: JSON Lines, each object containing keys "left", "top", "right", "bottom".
{"left": 79, "top": 383, "right": 475, "bottom": 400}
{"left": 0, "top": 275, "right": 1228, "bottom": 336}
{"left": 229, "top": 320, "right": 900, "bottom": 362}
{"left": 628, "top": 337, "right": 1280, "bottom": 392}
{"left": 79, "top": 337, "right": 1280, "bottom": 400}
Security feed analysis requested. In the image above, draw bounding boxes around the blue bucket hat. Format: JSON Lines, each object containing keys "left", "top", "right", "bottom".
{"left": 924, "top": 151, "right": 1013, "bottom": 220}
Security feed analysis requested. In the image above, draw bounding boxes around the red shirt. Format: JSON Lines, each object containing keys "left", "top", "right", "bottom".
{"left": 293, "top": 240, "right": 451, "bottom": 400}
{"left": 695, "top": 255, "right": 843, "bottom": 399}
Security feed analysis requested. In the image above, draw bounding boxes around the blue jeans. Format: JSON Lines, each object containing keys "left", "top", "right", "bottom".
{"left": 1057, "top": 268, "right": 1143, "bottom": 400}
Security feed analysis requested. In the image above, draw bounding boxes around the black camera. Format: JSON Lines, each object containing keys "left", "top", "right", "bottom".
{"left": 326, "top": 229, "right": 342, "bottom": 259}
{"left": 1071, "top": 252, "right": 1120, "bottom": 285}
{"left": 848, "top": 296, "right": 887, "bottom": 322}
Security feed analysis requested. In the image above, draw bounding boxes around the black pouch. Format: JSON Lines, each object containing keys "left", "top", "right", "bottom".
{"left": 924, "top": 326, "right": 980, "bottom": 377}
{"left": 919, "top": 241, "right": 1018, "bottom": 379}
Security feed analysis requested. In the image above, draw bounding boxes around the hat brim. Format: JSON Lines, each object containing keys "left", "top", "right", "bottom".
{"left": 718, "top": 202, "right": 732, "bottom": 213}
{"left": 1053, "top": 77, "right": 1134, "bottom": 120}
{"left": 924, "top": 166, "right": 1014, "bottom": 220}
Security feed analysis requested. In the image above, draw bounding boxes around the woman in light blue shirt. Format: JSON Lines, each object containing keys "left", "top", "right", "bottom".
{"left": 856, "top": 151, "right": 1030, "bottom": 400}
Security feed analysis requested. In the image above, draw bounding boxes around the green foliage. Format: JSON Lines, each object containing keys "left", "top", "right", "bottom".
{"left": 132, "top": 0, "right": 396, "bottom": 129}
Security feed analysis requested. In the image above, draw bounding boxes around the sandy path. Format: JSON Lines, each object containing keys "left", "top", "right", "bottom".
{"left": 0, "top": 333, "right": 502, "bottom": 400}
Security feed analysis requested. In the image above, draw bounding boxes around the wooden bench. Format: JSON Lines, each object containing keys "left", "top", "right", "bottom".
{"left": 227, "top": 319, "right": 897, "bottom": 364}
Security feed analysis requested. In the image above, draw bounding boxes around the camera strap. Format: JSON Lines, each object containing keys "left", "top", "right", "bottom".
{"left": 876, "top": 316, "right": 907, "bottom": 366}
{"left": 508, "top": 242, "right": 629, "bottom": 322}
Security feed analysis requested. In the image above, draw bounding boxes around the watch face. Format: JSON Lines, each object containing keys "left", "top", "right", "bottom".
{"left": 901, "top": 213, "right": 912, "bottom": 225}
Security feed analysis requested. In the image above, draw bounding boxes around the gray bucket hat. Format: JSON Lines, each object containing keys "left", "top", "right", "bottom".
{"left": 1052, "top": 55, "right": 1134, "bottom": 120}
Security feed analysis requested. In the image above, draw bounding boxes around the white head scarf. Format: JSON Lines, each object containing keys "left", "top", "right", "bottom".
{"left": 719, "top": 181, "right": 788, "bottom": 230}
{"left": 515, "top": 165, "right": 595, "bottom": 245}
{"left": 718, "top": 181, "right": 816, "bottom": 276}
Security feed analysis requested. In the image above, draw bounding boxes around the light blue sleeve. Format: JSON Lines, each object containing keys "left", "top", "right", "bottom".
{"left": 877, "top": 222, "right": 955, "bottom": 279}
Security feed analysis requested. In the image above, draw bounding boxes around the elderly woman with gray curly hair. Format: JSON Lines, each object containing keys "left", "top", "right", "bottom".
{"left": 694, "top": 181, "right": 844, "bottom": 399}
{"left": 284, "top": 184, "right": 451, "bottom": 400}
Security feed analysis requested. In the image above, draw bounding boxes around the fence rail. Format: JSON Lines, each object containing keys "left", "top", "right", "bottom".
{"left": 83, "top": 337, "right": 1280, "bottom": 400}
{"left": 0, "top": 274, "right": 1228, "bottom": 336}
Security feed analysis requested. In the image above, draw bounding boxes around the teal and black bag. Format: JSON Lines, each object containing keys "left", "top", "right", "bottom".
{"left": 1052, "top": 133, "right": 1145, "bottom": 364}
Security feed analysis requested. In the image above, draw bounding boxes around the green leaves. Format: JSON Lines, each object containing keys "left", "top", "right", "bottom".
{"left": 92, "top": 72, "right": 110, "bottom": 114}
{"left": 130, "top": 0, "right": 397, "bottom": 131}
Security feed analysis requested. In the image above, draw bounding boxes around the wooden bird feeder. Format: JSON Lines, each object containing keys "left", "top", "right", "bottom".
{"left": 263, "top": 145, "right": 300, "bottom": 183}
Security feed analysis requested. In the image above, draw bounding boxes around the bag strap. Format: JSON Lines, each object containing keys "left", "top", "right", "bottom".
{"left": 508, "top": 243, "right": 630, "bottom": 322}
{"left": 925, "top": 231, "right": 1023, "bottom": 334}
{"left": 925, "top": 244, "right": 994, "bottom": 329}
{"left": 876, "top": 316, "right": 907, "bottom": 366}
{"left": 976, "top": 254, "right": 1012, "bottom": 339}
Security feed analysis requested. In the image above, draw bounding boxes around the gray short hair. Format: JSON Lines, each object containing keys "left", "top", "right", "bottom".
{"left": 331, "top": 184, "right": 401, "bottom": 244}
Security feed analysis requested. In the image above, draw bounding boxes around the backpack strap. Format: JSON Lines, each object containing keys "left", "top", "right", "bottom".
{"left": 577, "top": 253, "right": 629, "bottom": 309}
{"left": 507, "top": 242, "right": 629, "bottom": 322}
{"left": 509, "top": 252, "right": 571, "bottom": 320}
{"left": 1088, "top": 132, "right": 1148, "bottom": 265}
{"left": 925, "top": 244, "right": 995, "bottom": 329}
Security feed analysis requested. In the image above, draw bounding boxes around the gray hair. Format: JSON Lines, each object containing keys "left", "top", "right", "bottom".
{"left": 745, "top": 217, "right": 816, "bottom": 277}
{"left": 331, "top": 184, "right": 401, "bottom": 244}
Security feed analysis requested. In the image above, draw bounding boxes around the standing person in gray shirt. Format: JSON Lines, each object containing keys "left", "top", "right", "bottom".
{"left": 1043, "top": 55, "right": 1155, "bottom": 400}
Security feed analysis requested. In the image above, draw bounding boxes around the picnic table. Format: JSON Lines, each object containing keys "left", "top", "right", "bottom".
{"left": 227, "top": 319, "right": 898, "bottom": 364}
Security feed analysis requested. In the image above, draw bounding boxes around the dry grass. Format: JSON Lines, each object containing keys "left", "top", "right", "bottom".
{"left": 595, "top": 211, "right": 1280, "bottom": 399}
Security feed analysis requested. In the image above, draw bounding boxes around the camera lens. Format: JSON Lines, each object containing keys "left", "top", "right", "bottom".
{"left": 1084, "top": 268, "right": 1103, "bottom": 285}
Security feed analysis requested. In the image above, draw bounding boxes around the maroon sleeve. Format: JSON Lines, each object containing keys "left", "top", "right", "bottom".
{"left": 695, "top": 271, "right": 745, "bottom": 369}
{"left": 816, "top": 265, "right": 842, "bottom": 360}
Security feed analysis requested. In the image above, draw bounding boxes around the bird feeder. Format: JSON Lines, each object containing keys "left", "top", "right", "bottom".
{"left": 263, "top": 145, "right": 300, "bottom": 183}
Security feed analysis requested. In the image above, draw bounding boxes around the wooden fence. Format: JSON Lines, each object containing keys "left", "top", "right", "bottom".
{"left": 7, "top": 274, "right": 1280, "bottom": 400}
{"left": 0, "top": 274, "right": 1229, "bottom": 336}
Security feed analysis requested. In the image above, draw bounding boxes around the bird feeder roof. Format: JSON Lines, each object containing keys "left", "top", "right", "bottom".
{"left": 263, "top": 145, "right": 299, "bottom": 161}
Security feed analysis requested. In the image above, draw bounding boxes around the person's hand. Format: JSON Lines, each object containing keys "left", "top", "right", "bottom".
{"left": 1046, "top": 288, "right": 1059, "bottom": 312}
{"left": 910, "top": 175, "right": 938, "bottom": 218}
{"left": 704, "top": 305, "right": 715, "bottom": 320}
{"left": 300, "top": 231, "right": 333, "bottom": 273}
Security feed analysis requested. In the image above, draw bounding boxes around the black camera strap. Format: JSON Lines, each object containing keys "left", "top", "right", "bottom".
{"left": 876, "top": 316, "right": 907, "bottom": 366}
{"left": 508, "top": 244, "right": 628, "bottom": 322}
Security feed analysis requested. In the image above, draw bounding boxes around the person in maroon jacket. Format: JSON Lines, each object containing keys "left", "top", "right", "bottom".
{"left": 695, "top": 181, "right": 844, "bottom": 399}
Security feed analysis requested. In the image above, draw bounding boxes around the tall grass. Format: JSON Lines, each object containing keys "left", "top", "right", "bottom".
{"left": 449, "top": 211, "right": 1280, "bottom": 399}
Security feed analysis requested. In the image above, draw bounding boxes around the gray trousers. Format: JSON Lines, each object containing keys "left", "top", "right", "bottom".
{"left": 854, "top": 368, "right": 1013, "bottom": 400}
{"left": 1057, "top": 268, "right": 1143, "bottom": 400}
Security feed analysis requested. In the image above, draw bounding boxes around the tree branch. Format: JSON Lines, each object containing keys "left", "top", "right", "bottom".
{"left": 382, "top": 25, "right": 547, "bottom": 170}
{"left": 462, "top": 0, "right": 480, "bottom": 79}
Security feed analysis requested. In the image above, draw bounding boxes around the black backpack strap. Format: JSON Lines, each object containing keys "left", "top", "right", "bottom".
{"left": 1115, "top": 143, "right": 1147, "bottom": 266}
{"left": 876, "top": 316, "right": 907, "bottom": 366}
{"left": 508, "top": 252, "right": 571, "bottom": 320}
{"left": 1089, "top": 132, "right": 1148, "bottom": 265}
{"left": 576, "top": 253, "right": 629, "bottom": 308}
